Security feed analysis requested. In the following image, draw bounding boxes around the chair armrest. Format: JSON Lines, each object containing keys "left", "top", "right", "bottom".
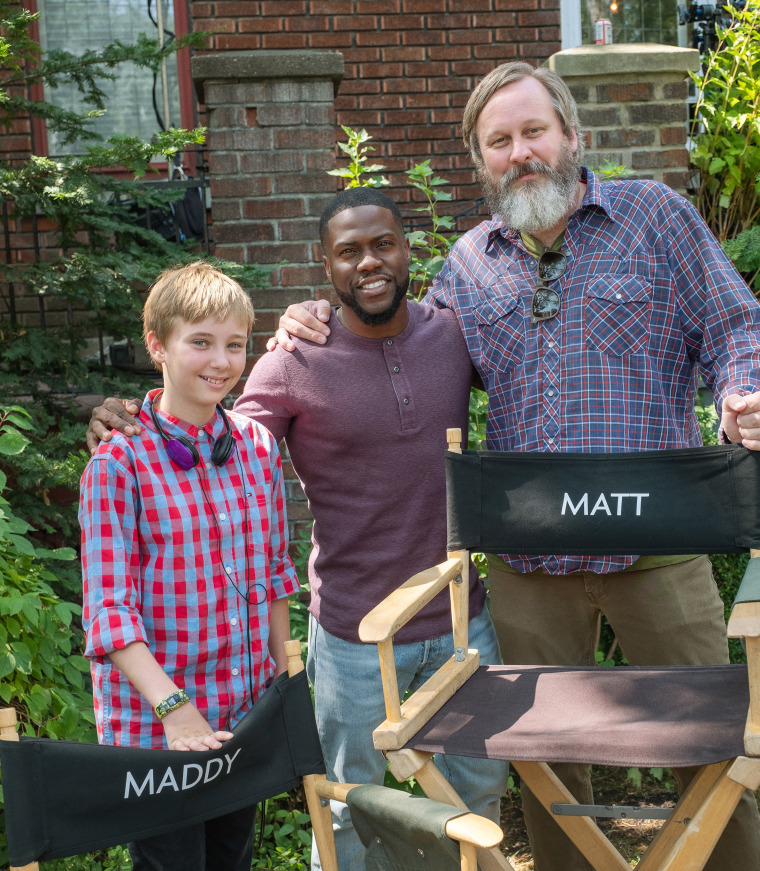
{"left": 446, "top": 813, "right": 504, "bottom": 850}
{"left": 358, "top": 556, "right": 465, "bottom": 644}
{"left": 727, "top": 556, "right": 760, "bottom": 639}
{"left": 726, "top": 555, "right": 760, "bottom": 755}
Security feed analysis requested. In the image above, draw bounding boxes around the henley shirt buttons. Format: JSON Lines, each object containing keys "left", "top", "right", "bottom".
{"left": 403, "top": 398, "right": 409, "bottom": 405}
{"left": 386, "top": 339, "right": 393, "bottom": 345}
{"left": 393, "top": 366, "right": 400, "bottom": 373}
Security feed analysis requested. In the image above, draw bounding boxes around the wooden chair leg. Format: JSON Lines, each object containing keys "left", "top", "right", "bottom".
{"left": 303, "top": 773, "right": 340, "bottom": 871}
{"left": 0, "top": 708, "right": 40, "bottom": 871}
{"left": 638, "top": 757, "right": 760, "bottom": 871}
{"left": 635, "top": 761, "right": 728, "bottom": 871}
{"left": 512, "top": 761, "right": 629, "bottom": 871}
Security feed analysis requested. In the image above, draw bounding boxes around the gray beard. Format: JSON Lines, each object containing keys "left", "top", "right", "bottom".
{"left": 480, "top": 151, "right": 580, "bottom": 236}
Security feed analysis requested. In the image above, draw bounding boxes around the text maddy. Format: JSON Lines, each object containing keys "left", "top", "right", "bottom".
{"left": 124, "top": 748, "right": 241, "bottom": 799}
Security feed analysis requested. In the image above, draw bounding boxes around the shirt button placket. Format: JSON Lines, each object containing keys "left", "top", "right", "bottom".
{"left": 384, "top": 339, "right": 416, "bottom": 430}
{"left": 543, "top": 326, "right": 561, "bottom": 450}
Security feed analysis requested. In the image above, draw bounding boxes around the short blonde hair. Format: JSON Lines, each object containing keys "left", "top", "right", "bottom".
{"left": 142, "top": 261, "right": 255, "bottom": 350}
{"left": 461, "top": 62, "right": 585, "bottom": 167}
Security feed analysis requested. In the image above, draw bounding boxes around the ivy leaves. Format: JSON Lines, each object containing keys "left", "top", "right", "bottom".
{"left": 0, "top": 406, "right": 91, "bottom": 741}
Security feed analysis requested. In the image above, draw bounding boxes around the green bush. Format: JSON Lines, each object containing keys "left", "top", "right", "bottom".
{"left": 689, "top": 0, "right": 760, "bottom": 245}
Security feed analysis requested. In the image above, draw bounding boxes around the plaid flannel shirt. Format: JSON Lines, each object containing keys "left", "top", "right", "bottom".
{"left": 80, "top": 389, "right": 298, "bottom": 748}
{"left": 428, "top": 168, "right": 760, "bottom": 574}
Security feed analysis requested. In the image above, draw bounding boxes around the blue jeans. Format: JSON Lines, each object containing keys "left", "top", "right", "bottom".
{"left": 307, "top": 605, "right": 510, "bottom": 871}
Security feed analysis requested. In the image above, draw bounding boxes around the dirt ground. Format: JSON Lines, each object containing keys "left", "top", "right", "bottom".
{"left": 498, "top": 765, "right": 760, "bottom": 869}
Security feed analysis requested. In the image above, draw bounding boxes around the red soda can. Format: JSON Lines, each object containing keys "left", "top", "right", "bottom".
{"left": 594, "top": 19, "right": 613, "bottom": 44}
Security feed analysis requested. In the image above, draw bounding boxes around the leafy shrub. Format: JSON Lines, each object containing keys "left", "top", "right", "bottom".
{"left": 689, "top": 0, "right": 760, "bottom": 244}
{"left": 723, "top": 224, "right": 760, "bottom": 293}
{"left": 254, "top": 796, "right": 313, "bottom": 870}
{"left": 0, "top": 406, "right": 92, "bottom": 739}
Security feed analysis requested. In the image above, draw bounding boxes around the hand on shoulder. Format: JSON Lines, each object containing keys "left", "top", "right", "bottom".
{"left": 265, "top": 299, "right": 332, "bottom": 353}
{"left": 86, "top": 397, "right": 142, "bottom": 455}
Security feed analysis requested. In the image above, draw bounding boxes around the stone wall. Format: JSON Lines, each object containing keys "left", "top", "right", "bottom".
{"left": 547, "top": 44, "right": 700, "bottom": 194}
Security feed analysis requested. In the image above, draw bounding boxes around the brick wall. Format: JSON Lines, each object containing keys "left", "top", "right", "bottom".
{"left": 191, "top": 52, "right": 344, "bottom": 359}
{"left": 189, "top": 0, "right": 563, "bottom": 232}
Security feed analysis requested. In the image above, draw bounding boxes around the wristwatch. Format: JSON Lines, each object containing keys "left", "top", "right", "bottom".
{"left": 154, "top": 689, "right": 190, "bottom": 719}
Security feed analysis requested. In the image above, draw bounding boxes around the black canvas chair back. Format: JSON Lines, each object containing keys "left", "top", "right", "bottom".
{"left": 0, "top": 670, "right": 323, "bottom": 867}
{"left": 446, "top": 443, "right": 760, "bottom": 555}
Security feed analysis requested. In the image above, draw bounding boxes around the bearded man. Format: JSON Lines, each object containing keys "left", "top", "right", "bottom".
{"left": 433, "top": 62, "right": 760, "bottom": 871}
{"left": 271, "top": 62, "right": 760, "bottom": 870}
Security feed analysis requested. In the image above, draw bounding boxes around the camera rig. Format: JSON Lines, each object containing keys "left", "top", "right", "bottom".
{"left": 677, "top": 0, "right": 745, "bottom": 53}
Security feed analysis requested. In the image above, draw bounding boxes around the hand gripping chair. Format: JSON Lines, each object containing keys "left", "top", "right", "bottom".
{"left": 0, "top": 639, "right": 502, "bottom": 871}
{"left": 358, "top": 429, "right": 760, "bottom": 871}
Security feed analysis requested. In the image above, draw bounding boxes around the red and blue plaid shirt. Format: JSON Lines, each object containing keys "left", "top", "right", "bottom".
{"left": 428, "top": 168, "right": 760, "bottom": 574}
{"left": 80, "top": 389, "right": 298, "bottom": 748}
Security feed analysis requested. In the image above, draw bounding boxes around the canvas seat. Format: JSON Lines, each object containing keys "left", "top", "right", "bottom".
{"left": 0, "top": 639, "right": 502, "bottom": 871}
{"left": 358, "top": 429, "right": 760, "bottom": 871}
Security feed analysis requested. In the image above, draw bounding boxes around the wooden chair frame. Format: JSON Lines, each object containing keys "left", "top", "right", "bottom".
{"left": 358, "top": 429, "right": 760, "bottom": 871}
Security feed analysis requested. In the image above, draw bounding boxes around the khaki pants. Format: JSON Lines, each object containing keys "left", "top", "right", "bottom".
{"left": 488, "top": 555, "right": 760, "bottom": 871}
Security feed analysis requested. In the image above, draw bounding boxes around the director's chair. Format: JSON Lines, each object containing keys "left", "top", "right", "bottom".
{"left": 0, "top": 639, "right": 502, "bottom": 871}
{"left": 358, "top": 429, "right": 760, "bottom": 871}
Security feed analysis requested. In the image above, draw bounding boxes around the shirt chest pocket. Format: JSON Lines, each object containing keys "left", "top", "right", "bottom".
{"left": 585, "top": 275, "right": 651, "bottom": 356}
{"left": 474, "top": 294, "right": 525, "bottom": 376}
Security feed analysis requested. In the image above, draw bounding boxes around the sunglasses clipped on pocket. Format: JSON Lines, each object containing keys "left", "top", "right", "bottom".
{"left": 531, "top": 250, "right": 568, "bottom": 324}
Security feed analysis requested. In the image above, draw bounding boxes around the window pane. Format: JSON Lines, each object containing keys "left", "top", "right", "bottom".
{"left": 580, "top": 0, "right": 678, "bottom": 45}
{"left": 37, "top": 0, "right": 182, "bottom": 156}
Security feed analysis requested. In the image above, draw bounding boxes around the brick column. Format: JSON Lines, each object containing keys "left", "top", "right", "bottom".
{"left": 546, "top": 44, "right": 700, "bottom": 194}
{"left": 192, "top": 51, "right": 344, "bottom": 544}
{"left": 191, "top": 50, "right": 344, "bottom": 354}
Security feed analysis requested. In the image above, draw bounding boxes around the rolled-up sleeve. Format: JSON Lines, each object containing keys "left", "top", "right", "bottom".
{"left": 252, "top": 423, "right": 298, "bottom": 603}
